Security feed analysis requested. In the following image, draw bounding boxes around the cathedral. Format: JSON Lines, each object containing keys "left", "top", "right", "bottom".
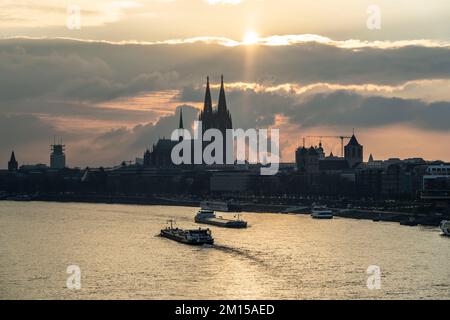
{"left": 143, "top": 75, "right": 233, "bottom": 167}
{"left": 199, "top": 75, "right": 233, "bottom": 135}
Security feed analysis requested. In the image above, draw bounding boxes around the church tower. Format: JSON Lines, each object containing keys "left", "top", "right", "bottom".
{"left": 344, "top": 133, "right": 363, "bottom": 168}
{"left": 8, "top": 151, "right": 18, "bottom": 171}
{"left": 197, "top": 75, "right": 234, "bottom": 164}
{"left": 216, "top": 75, "right": 233, "bottom": 135}
{"left": 198, "top": 75, "right": 233, "bottom": 135}
{"left": 218, "top": 75, "right": 227, "bottom": 114}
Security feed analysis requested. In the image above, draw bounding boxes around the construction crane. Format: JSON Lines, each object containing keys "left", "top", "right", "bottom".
{"left": 305, "top": 135, "right": 352, "bottom": 157}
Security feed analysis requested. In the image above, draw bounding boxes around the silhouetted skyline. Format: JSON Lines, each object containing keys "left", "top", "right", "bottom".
{"left": 1, "top": 1, "right": 450, "bottom": 167}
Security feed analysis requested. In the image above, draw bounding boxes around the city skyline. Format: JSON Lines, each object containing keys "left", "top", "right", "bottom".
{"left": 1, "top": 2, "right": 450, "bottom": 303}
{"left": 2, "top": 71, "right": 450, "bottom": 169}
{"left": 1, "top": 1, "right": 450, "bottom": 167}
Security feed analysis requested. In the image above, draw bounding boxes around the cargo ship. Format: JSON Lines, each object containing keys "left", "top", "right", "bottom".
{"left": 160, "top": 220, "right": 214, "bottom": 245}
{"left": 195, "top": 209, "right": 247, "bottom": 228}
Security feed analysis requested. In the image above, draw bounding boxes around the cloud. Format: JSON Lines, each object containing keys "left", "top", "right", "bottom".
{"left": 78, "top": 104, "right": 199, "bottom": 165}
{"left": 0, "top": 113, "right": 66, "bottom": 166}
{"left": 205, "top": 0, "right": 243, "bottom": 5}
{"left": 0, "top": 114, "right": 61, "bottom": 147}
{"left": 8, "top": 34, "right": 450, "bottom": 48}
{"left": 179, "top": 85, "right": 450, "bottom": 131}
{"left": 0, "top": 43, "right": 180, "bottom": 103}
{"left": 0, "top": 1, "right": 144, "bottom": 28}
{"left": 2, "top": 37, "right": 450, "bottom": 166}
{"left": 0, "top": 105, "right": 199, "bottom": 167}
{"left": 2, "top": 37, "right": 450, "bottom": 108}
{"left": 281, "top": 91, "right": 450, "bottom": 131}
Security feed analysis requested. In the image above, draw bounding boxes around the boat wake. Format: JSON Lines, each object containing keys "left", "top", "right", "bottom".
{"left": 211, "top": 244, "right": 269, "bottom": 268}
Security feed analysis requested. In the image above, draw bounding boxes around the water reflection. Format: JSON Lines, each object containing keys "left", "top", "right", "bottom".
{"left": 0, "top": 201, "right": 449, "bottom": 299}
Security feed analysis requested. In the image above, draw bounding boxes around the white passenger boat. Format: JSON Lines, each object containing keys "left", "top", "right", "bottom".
{"left": 311, "top": 206, "right": 334, "bottom": 219}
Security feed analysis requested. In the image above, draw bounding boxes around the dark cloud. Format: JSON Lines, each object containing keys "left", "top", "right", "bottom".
{"left": 179, "top": 86, "right": 293, "bottom": 129}
{"left": 2, "top": 38, "right": 450, "bottom": 166}
{"left": 284, "top": 91, "right": 450, "bottom": 131}
{"left": 181, "top": 86, "right": 450, "bottom": 131}
{"left": 1, "top": 39, "right": 450, "bottom": 107}
{"left": 0, "top": 113, "right": 64, "bottom": 167}
{"left": 130, "top": 105, "right": 199, "bottom": 150}
{"left": 76, "top": 104, "right": 198, "bottom": 166}
{"left": 1, "top": 99, "right": 159, "bottom": 123}
{"left": 0, "top": 114, "right": 61, "bottom": 147}
{"left": 0, "top": 105, "right": 198, "bottom": 168}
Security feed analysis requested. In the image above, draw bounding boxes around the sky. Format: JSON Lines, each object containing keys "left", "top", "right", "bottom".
{"left": 1, "top": 0, "right": 450, "bottom": 167}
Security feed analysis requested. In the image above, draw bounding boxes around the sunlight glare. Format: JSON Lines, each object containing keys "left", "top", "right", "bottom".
{"left": 243, "top": 31, "right": 259, "bottom": 45}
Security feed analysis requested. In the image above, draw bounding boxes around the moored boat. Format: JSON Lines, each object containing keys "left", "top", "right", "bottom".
{"left": 311, "top": 206, "right": 334, "bottom": 219}
{"left": 195, "top": 209, "right": 247, "bottom": 228}
{"left": 440, "top": 220, "right": 450, "bottom": 236}
{"left": 200, "top": 201, "right": 242, "bottom": 212}
{"left": 160, "top": 220, "right": 214, "bottom": 245}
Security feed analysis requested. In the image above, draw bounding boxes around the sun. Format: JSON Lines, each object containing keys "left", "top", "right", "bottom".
{"left": 243, "top": 31, "right": 259, "bottom": 45}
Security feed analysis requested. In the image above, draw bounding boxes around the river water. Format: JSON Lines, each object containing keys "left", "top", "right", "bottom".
{"left": 0, "top": 201, "right": 449, "bottom": 299}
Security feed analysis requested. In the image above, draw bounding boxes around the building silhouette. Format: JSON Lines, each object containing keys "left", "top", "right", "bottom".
{"left": 143, "top": 138, "right": 179, "bottom": 167}
{"left": 144, "top": 76, "right": 234, "bottom": 167}
{"left": 199, "top": 75, "right": 233, "bottom": 164}
{"left": 344, "top": 134, "right": 363, "bottom": 168}
{"left": 50, "top": 143, "right": 66, "bottom": 169}
{"left": 199, "top": 75, "right": 233, "bottom": 135}
{"left": 296, "top": 134, "right": 364, "bottom": 174}
{"left": 8, "top": 151, "right": 18, "bottom": 172}
{"left": 143, "top": 109, "right": 184, "bottom": 167}
{"left": 295, "top": 146, "right": 320, "bottom": 173}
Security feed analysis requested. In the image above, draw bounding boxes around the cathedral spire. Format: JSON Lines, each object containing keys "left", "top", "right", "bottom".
{"left": 8, "top": 150, "right": 18, "bottom": 171}
{"left": 203, "top": 76, "right": 212, "bottom": 114}
{"left": 218, "top": 74, "right": 227, "bottom": 113}
{"left": 178, "top": 108, "right": 184, "bottom": 129}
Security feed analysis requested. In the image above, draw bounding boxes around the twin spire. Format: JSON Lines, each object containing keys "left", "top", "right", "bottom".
{"left": 203, "top": 75, "right": 227, "bottom": 114}
{"left": 199, "top": 75, "right": 232, "bottom": 134}
{"left": 218, "top": 75, "right": 227, "bottom": 113}
{"left": 204, "top": 76, "right": 213, "bottom": 114}
{"left": 179, "top": 75, "right": 228, "bottom": 130}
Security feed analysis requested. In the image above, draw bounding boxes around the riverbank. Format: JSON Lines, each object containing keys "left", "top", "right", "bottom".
{"left": 1, "top": 193, "right": 447, "bottom": 227}
{"left": 334, "top": 208, "right": 445, "bottom": 226}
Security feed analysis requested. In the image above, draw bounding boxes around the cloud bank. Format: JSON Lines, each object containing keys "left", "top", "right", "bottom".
{"left": 1, "top": 36, "right": 450, "bottom": 166}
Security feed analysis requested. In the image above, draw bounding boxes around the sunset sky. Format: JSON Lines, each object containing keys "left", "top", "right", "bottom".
{"left": 1, "top": 0, "right": 450, "bottom": 167}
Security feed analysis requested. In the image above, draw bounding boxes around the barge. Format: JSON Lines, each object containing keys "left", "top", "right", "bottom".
{"left": 160, "top": 220, "right": 214, "bottom": 245}
{"left": 195, "top": 209, "right": 247, "bottom": 228}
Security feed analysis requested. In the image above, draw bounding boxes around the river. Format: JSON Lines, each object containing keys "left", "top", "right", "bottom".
{"left": 0, "top": 201, "right": 449, "bottom": 299}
